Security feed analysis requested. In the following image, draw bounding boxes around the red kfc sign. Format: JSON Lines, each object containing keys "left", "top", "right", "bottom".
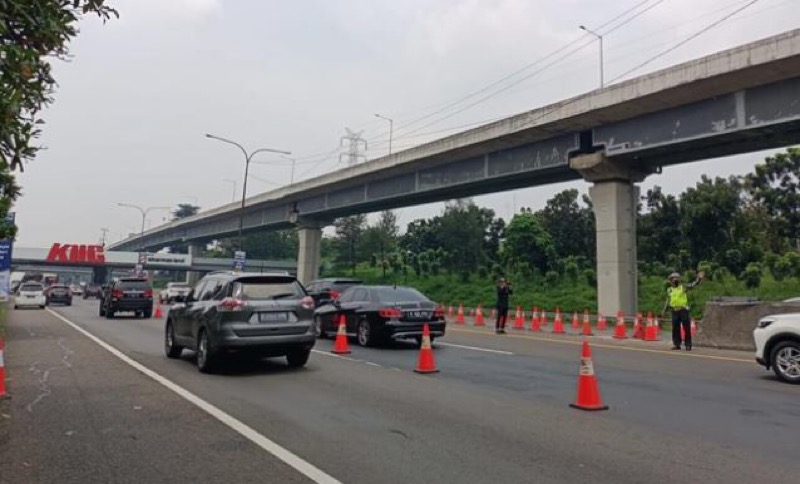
{"left": 46, "top": 243, "right": 106, "bottom": 264}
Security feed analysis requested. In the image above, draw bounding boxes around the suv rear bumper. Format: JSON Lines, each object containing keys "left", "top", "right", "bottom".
{"left": 108, "top": 300, "right": 153, "bottom": 312}
{"left": 213, "top": 332, "right": 316, "bottom": 356}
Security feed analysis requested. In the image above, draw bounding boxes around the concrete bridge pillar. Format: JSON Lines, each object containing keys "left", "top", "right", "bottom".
{"left": 186, "top": 243, "right": 204, "bottom": 286}
{"left": 296, "top": 220, "right": 326, "bottom": 286}
{"left": 571, "top": 153, "right": 653, "bottom": 317}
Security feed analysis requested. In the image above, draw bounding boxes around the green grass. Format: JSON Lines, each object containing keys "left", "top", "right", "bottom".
{"left": 331, "top": 265, "right": 800, "bottom": 318}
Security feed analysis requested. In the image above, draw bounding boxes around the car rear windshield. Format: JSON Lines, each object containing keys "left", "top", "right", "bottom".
{"left": 119, "top": 280, "right": 151, "bottom": 289}
{"left": 232, "top": 277, "right": 305, "bottom": 301}
{"left": 373, "top": 287, "right": 428, "bottom": 303}
{"left": 21, "top": 284, "right": 43, "bottom": 291}
{"left": 169, "top": 283, "right": 189, "bottom": 288}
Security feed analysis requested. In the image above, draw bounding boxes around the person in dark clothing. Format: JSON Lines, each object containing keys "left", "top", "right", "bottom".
{"left": 662, "top": 271, "right": 704, "bottom": 351}
{"left": 495, "top": 278, "right": 513, "bottom": 334}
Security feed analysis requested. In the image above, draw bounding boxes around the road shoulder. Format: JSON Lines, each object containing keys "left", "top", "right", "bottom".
{"left": 0, "top": 307, "right": 310, "bottom": 484}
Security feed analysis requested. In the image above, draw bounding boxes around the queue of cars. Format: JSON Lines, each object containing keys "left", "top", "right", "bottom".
{"left": 159, "top": 272, "right": 446, "bottom": 373}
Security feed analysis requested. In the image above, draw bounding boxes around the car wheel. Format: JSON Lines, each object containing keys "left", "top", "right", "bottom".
{"left": 771, "top": 341, "right": 800, "bottom": 384}
{"left": 314, "top": 315, "right": 325, "bottom": 339}
{"left": 164, "top": 320, "right": 183, "bottom": 359}
{"left": 106, "top": 309, "right": 115, "bottom": 319}
{"left": 357, "top": 319, "right": 374, "bottom": 347}
{"left": 196, "top": 330, "right": 217, "bottom": 374}
{"left": 13, "top": 305, "right": 18, "bottom": 310}
{"left": 286, "top": 348, "right": 311, "bottom": 368}
{"left": 99, "top": 304, "right": 105, "bottom": 317}
{"left": 143, "top": 309, "right": 152, "bottom": 319}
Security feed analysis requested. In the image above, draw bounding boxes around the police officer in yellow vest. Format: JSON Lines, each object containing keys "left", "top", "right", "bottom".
{"left": 662, "top": 271, "right": 704, "bottom": 351}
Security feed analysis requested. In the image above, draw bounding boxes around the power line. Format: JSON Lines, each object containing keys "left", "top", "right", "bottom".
{"left": 609, "top": 0, "right": 765, "bottom": 82}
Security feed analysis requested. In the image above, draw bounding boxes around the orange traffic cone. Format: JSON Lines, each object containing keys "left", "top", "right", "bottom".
{"left": 552, "top": 309, "right": 565, "bottom": 334}
{"left": 632, "top": 313, "right": 643, "bottom": 339}
{"left": 582, "top": 310, "right": 590, "bottom": 330}
{"left": 154, "top": 302, "right": 163, "bottom": 318}
{"left": 332, "top": 315, "right": 351, "bottom": 355}
{"left": 448, "top": 305, "right": 454, "bottom": 319}
{"left": 414, "top": 323, "right": 439, "bottom": 374}
{"left": 490, "top": 307, "right": 496, "bottom": 321}
{"left": 475, "top": 304, "right": 485, "bottom": 326}
{"left": 612, "top": 311, "right": 628, "bottom": 339}
{"left": 691, "top": 318, "right": 697, "bottom": 337}
{"left": 540, "top": 309, "right": 548, "bottom": 327}
{"left": 0, "top": 338, "right": 8, "bottom": 400}
{"left": 456, "top": 304, "right": 465, "bottom": 324}
{"left": 644, "top": 315, "right": 658, "bottom": 341}
{"left": 512, "top": 306, "right": 524, "bottom": 330}
{"left": 596, "top": 314, "right": 607, "bottom": 331}
{"left": 571, "top": 311, "right": 580, "bottom": 330}
{"left": 581, "top": 314, "right": 593, "bottom": 336}
{"left": 569, "top": 340, "right": 608, "bottom": 411}
{"left": 531, "top": 308, "right": 542, "bottom": 332}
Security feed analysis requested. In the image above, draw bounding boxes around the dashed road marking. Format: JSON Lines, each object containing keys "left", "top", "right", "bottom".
{"left": 47, "top": 309, "right": 342, "bottom": 484}
{"left": 437, "top": 342, "right": 514, "bottom": 355}
{"left": 448, "top": 327, "right": 752, "bottom": 363}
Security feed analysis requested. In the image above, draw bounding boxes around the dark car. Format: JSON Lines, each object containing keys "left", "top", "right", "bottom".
{"left": 45, "top": 284, "right": 73, "bottom": 306}
{"left": 83, "top": 283, "right": 104, "bottom": 299}
{"left": 305, "top": 278, "right": 363, "bottom": 307}
{"left": 314, "top": 285, "right": 446, "bottom": 347}
{"left": 164, "top": 271, "right": 317, "bottom": 373}
{"left": 100, "top": 278, "right": 154, "bottom": 319}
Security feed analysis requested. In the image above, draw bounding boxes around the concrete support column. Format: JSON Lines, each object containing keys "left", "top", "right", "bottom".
{"left": 571, "top": 152, "right": 652, "bottom": 317}
{"left": 590, "top": 181, "right": 639, "bottom": 317}
{"left": 297, "top": 224, "right": 323, "bottom": 286}
{"left": 186, "top": 243, "right": 203, "bottom": 286}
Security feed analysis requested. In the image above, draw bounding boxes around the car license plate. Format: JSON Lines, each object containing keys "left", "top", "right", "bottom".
{"left": 406, "top": 311, "right": 429, "bottom": 319}
{"left": 258, "top": 312, "right": 288, "bottom": 323}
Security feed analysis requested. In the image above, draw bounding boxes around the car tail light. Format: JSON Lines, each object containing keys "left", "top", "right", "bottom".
{"left": 219, "top": 297, "right": 247, "bottom": 312}
{"left": 329, "top": 290, "right": 340, "bottom": 300}
{"left": 300, "top": 296, "right": 315, "bottom": 310}
{"left": 434, "top": 306, "right": 445, "bottom": 318}
{"left": 144, "top": 289, "right": 153, "bottom": 298}
{"left": 378, "top": 307, "right": 402, "bottom": 319}
{"left": 112, "top": 289, "right": 122, "bottom": 299}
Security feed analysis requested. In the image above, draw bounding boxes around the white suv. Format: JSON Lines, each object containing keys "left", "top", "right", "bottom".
{"left": 754, "top": 313, "right": 800, "bottom": 384}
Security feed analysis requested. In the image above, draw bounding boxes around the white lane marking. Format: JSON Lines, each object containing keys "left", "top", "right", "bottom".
{"left": 46, "top": 309, "right": 342, "bottom": 484}
{"left": 437, "top": 342, "right": 514, "bottom": 355}
{"left": 364, "top": 361, "right": 382, "bottom": 368}
{"left": 310, "top": 349, "right": 351, "bottom": 360}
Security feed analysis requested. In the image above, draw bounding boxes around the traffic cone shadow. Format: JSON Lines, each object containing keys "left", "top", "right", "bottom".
{"left": 332, "top": 314, "right": 351, "bottom": 355}
{"left": 569, "top": 340, "right": 608, "bottom": 411}
{"left": 414, "top": 323, "right": 439, "bottom": 374}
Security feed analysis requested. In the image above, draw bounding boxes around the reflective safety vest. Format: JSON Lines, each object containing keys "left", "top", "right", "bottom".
{"left": 668, "top": 285, "right": 689, "bottom": 308}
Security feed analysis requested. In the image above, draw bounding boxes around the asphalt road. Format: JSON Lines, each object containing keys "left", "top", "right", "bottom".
{"left": 5, "top": 298, "right": 800, "bottom": 483}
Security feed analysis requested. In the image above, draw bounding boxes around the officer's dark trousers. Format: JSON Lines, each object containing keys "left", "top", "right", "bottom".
{"left": 671, "top": 308, "right": 691, "bottom": 348}
{"left": 495, "top": 306, "right": 508, "bottom": 330}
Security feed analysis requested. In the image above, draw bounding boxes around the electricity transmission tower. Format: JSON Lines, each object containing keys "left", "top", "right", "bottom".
{"left": 339, "top": 128, "right": 367, "bottom": 166}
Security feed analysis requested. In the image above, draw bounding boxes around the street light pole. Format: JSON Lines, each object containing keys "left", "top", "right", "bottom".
{"left": 579, "top": 25, "right": 604, "bottom": 88}
{"left": 205, "top": 134, "right": 291, "bottom": 251}
{"left": 374, "top": 113, "right": 394, "bottom": 155}
{"left": 117, "top": 203, "right": 171, "bottom": 254}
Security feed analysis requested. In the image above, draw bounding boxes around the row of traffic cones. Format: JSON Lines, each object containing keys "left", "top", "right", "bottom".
{"left": 446, "top": 304, "right": 698, "bottom": 341}
{"left": 331, "top": 315, "right": 438, "bottom": 373}
{"left": 0, "top": 338, "right": 8, "bottom": 400}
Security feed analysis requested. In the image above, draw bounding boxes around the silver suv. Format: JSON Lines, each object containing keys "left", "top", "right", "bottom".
{"left": 164, "top": 272, "right": 317, "bottom": 373}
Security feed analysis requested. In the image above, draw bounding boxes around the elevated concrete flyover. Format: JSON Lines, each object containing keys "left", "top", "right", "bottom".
{"left": 110, "top": 29, "right": 800, "bottom": 315}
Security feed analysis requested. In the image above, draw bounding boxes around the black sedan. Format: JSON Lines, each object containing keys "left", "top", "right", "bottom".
{"left": 314, "top": 285, "right": 445, "bottom": 347}
{"left": 46, "top": 284, "right": 73, "bottom": 306}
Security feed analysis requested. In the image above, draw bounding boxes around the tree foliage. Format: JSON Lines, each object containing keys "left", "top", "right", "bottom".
{"left": 0, "top": 1, "right": 117, "bottom": 238}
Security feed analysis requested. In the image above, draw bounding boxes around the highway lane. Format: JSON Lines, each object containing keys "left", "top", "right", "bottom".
{"left": 47, "top": 299, "right": 799, "bottom": 483}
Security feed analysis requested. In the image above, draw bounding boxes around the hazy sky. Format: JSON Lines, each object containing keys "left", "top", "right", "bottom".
{"left": 12, "top": 0, "right": 800, "bottom": 247}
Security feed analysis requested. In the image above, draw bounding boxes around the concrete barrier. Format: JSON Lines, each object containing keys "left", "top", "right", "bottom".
{"left": 696, "top": 301, "right": 800, "bottom": 351}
